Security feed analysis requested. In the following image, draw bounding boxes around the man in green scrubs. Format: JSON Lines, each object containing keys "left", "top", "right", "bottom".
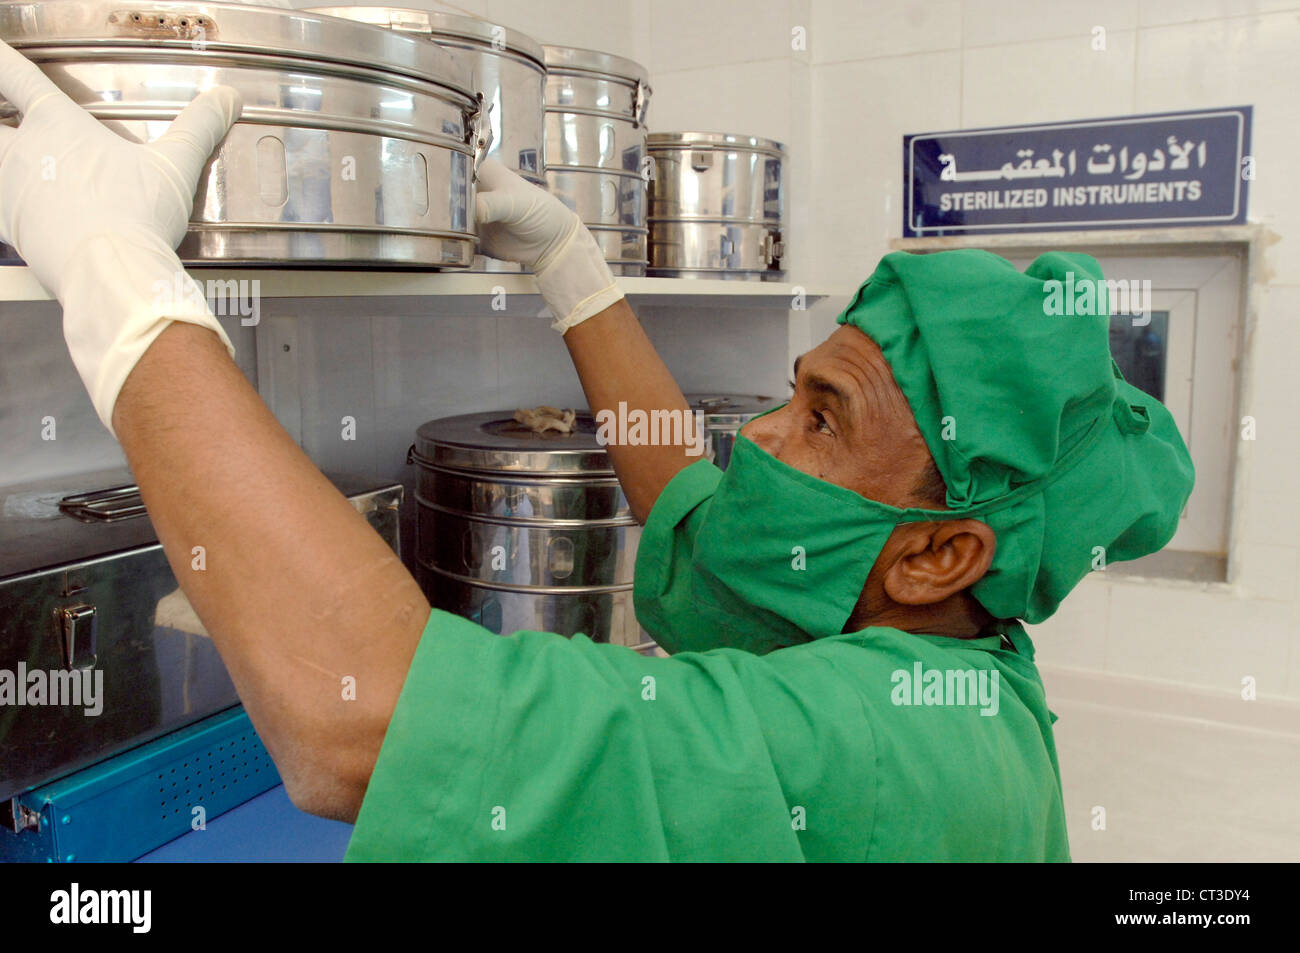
{"left": 0, "top": 47, "right": 1193, "bottom": 861}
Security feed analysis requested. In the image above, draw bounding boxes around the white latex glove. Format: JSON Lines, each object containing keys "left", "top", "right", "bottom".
{"left": 474, "top": 158, "right": 624, "bottom": 333}
{"left": 0, "top": 39, "right": 241, "bottom": 435}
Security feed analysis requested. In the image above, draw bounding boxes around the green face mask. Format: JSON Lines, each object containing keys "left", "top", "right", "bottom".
{"left": 663, "top": 430, "right": 950, "bottom": 656}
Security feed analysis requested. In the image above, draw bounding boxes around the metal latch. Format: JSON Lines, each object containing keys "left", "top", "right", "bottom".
{"left": 631, "top": 79, "right": 650, "bottom": 128}
{"left": 463, "top": 93, "right": 496, "bottom": 181}
{"left": 761, "top": 231, "right": 784, "bottom": 267}
{"left": 58, "top": 484, "right": 147, "bottom": 523}
{"left": 690, "top": 150, "right": 714, "bottom": 172}
{"left": 2, "top": 798, "right": 41, "bottom": 835}
{"left": 54, "top": 604, "right": 98, "bottom": 670}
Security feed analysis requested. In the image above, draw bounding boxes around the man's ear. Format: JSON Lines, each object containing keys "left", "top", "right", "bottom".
{"left": 880, "top": 519, "right": 996, "bottom": 606}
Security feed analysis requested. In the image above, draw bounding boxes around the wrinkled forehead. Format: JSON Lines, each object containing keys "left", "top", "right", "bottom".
{"left": 796, "top": 324, "right": 885, "bottom": 372}
{"left": 796, "top": 325, "right": 914, "bottom": 422}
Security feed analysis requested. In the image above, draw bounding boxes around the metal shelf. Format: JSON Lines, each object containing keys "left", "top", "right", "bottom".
{"left": 0, "top": 266, "right": 823, "bottom": 308}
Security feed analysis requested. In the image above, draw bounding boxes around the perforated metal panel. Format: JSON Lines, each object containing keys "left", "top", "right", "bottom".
{"left": 0, "top": 707, "right": 280, "bottom": 862}
{"left": 154, "top": 728, "right": 276, "bottom": 827}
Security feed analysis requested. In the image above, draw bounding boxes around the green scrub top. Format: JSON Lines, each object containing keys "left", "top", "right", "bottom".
{"left": 346, "top": 461, "right": 1071, "bottom": 862}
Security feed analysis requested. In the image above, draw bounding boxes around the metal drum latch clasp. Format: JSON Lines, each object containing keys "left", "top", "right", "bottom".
{"left": 464, "top": 93, "right": 496, "bottom": 181}
{"left": 761, "top": 231, "right": 785, "bottom": 267}
{"left": 631, "top": 79, "right": 650, "bottom": 128}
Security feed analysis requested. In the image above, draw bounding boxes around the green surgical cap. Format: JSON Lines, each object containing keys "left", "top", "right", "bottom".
{"left": 836, "top": 249, "right": 1195, "bottom": 624}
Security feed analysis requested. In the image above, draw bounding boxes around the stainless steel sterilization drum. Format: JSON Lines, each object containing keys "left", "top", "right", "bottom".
{"left": 648, "top": 132, "right": 786, "bottom": 280}
{"left": 306, "top": 5, "right": 546, "bottom": 271}
{"left": 410, "top": 410, "right": 649, "bottom": 649}
{"left": 542, "top": 45, "right": 651, "bottom": 277}
{"left": 0, "top": 0, "right": 493, "bottom": 267}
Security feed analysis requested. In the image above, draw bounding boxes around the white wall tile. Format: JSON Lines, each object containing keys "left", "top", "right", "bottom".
{"left": 292, "top": 1, "right": 492, "bottom": 17}
{"left": 811, "top": 0, "right": 961, "bottom": 64}
{"left": 1234, "top": 542, "right": 1300, "bottom": 602}
{"left": 1136, "top": 15, "right": 1284, "bottom": 146}
{"left": 438, "top": 0, "right": 490, "bottom": 16}
{"left": 1234, "top": 287, "right": 1300, "bottom": 509}
{"left": 646, "top": 59, "right": 799, "bottom": 143}
{"left": 484, "top": 0, "right": 644, "bottom": 61}
{"left": 1235, "top": 491, "right": 1300, "bottom": 549}
{"left": 962, "top": 30, "right": 1138, "bottom": 128}
{"left": 1138, "top": 0, "right": 1300, "bottom": 28}
{"left": 1237, "top": 428, "right": 1300, "bottom": 504}
{"left": 1104, "top": 580, "right": 1294, "bottom": 697}
{"left": 1027, "top": 577, "right": 1112, "bottom": 670}
{"left": 809, "top": 51, "right": 962, "bottom": 290}
{"left": 789, "top": 0, "right": 813, "bottom": 65}
{"left": 1135, "top": 12, "right": 1300, "bottom": 283}
{"left": 648, "top": 0, "right": 807, "bottom": 73}
{"left": 784, "top": 59, "right": 814, "bottom": 283}
{"left": 1288, "top": 599, "right": 1300, "bottom": 697}
{"left": 963, "top": 0, "right": 1138, "bottom": 48}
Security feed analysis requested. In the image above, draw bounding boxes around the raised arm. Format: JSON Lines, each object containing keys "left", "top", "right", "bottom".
{"left": 113, "top": 323, "right": 429, "bottom": 822}
{"left": 0, "top": 42, "right": 425, "bottom": 821}
{"left": 560, "top": 299, "right": 694, "bottom": 523}
{"left": 475, "top": 161, "right": 699, "bottom": 522}
{"left": 0, "top": 37, "right": 697, "bottom": 826}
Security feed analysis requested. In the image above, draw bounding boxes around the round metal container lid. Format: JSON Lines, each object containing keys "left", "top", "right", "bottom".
{"left": 687, "top": 393, "right": 783, "bottom": 428}
{"left": 0, "top": 0, "right": 473, "bottom": 93}
{"left": 414, "top": 410, "right": 615, "bottom": 475}
{"left": 304, "top": 6, "right": 544, "bottom": 67}
{"left": 648, "top": 131, "right": 786, "bottom": 157}
{"left": 541, "top": 43, "right": 648, "bottom": 85}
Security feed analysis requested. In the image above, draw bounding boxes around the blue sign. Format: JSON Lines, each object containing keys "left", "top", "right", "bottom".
{"left": 903, "top": 107, "right": 1251, "bottom": 237}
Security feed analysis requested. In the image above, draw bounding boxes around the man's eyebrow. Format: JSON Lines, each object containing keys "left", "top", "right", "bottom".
{"left": 792, "top": 353, "right": 854, "bottom": 414}
{"left": 803, "top": 371, "right": 852, "bottom": 410}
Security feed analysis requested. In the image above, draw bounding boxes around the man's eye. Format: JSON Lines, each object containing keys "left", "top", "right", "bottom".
{"left": 811, "top": 410, "right": 834, "bottom": 436}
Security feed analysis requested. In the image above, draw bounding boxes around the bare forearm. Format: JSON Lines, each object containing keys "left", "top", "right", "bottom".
{"left": 562, "top": 299, "right": 697, "bottom": 522}
{"left": 112, "top": 322, "right": 429, "bottom": 821}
